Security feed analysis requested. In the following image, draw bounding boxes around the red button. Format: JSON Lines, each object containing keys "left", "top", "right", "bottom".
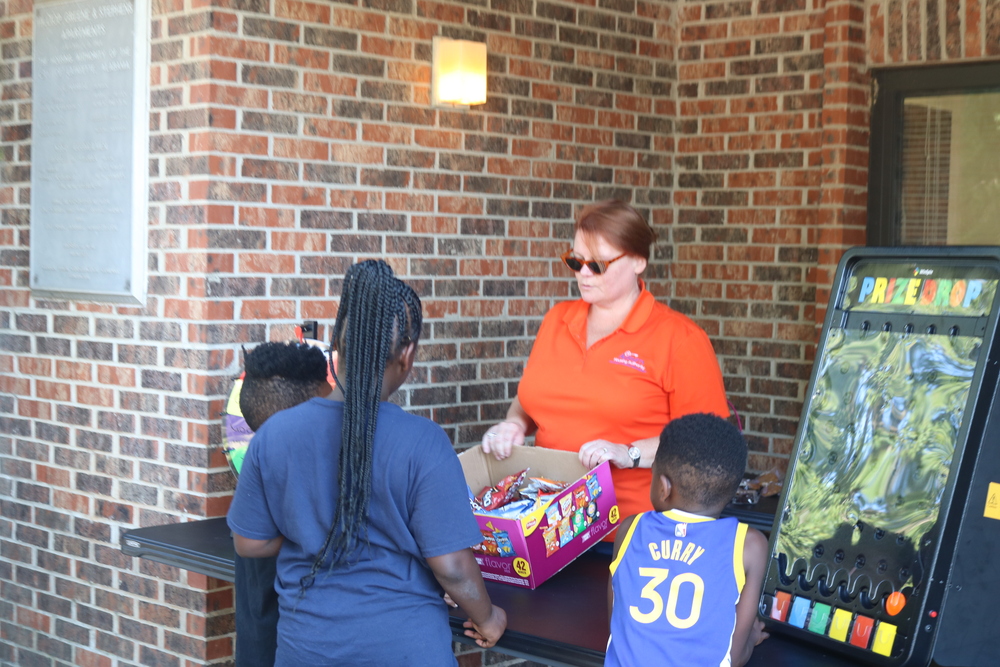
{"left": 885, "top": 592, "right": 906, "bottom": 616}
{"left": 771, "top": 591, "right": 792, "bottom": 622}
{"left": 850, "top": 615, "right": 874, "bottom": 649}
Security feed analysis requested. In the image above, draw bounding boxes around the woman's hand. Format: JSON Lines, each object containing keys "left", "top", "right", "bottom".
{"left": 481, "top": 420, "right": 526, "bottom": 460}
{"left": 579, "top": 439, "right": 627, "bottom": 469}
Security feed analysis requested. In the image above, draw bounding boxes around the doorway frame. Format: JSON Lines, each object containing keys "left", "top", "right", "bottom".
{"left": 868, "top": 62, "right": 1000, "bottom": 246}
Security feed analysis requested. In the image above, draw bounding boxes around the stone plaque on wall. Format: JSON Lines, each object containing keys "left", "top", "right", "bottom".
{"left": 30, "top": 0, "right": 148, "bottom": 303}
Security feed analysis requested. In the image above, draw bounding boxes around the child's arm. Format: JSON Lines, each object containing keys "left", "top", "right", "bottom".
{"left": 730, "top": 526, "right": 770, "bottom": 667}
{"left": 233, "top": 534, "right": 284, "bottom": 558}
{"left": 607, "top": 514, "right": 637, "bottom": 623}
{"left": 427, "top": 549, "right": 507, "bottom": 648}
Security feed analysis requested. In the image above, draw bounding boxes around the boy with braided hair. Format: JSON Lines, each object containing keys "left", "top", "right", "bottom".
{"left": 228, "top": 260, "right": 505, "bottom": 666}
{"left": 233, "top": 341, "right": 330, "bottom": 667}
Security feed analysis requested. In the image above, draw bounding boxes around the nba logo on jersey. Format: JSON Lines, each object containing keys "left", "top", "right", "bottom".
{"left": 674, "top": 523, "right": 687, "bottom": 537}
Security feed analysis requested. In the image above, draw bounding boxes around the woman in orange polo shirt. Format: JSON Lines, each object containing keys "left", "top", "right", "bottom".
{"left": 481, "top": 200, "right": 730, "bottom": 523}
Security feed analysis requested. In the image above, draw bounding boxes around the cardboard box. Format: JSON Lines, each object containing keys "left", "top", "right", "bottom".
{"left": 459, "top": 445, "right": 620, "bottom": 589}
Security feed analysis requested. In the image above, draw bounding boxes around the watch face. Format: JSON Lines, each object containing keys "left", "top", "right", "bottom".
{"left": 628, "top": 446, "right": 641, "bottom": 465}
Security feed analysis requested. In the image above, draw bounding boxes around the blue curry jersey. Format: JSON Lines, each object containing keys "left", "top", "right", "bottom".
{"left": 606, "top": 510, "right": 747, "bottom": 667}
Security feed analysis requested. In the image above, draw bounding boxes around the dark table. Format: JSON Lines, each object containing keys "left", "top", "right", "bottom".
{"left": 120, "top": 499, "right": 859, "bottom": 667}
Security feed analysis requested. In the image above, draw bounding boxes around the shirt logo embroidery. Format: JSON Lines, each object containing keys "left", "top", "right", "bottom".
{"left": 609, "top": 350, "right": 646, "bottom": 373}
{"left": 675, "top": 523, "right": 687, "bottom": 538}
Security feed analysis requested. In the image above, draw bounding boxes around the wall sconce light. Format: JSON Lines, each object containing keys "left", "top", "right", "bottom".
{"left": 431, "top": 36, "right": 487, "bottom": 108}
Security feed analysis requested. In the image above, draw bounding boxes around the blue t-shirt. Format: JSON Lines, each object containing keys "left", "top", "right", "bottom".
{"left": 606, "top": 510, "right": 748, "bottom": 667}
{"left": 227, "top": 398, "right": 482, "bottom": 667}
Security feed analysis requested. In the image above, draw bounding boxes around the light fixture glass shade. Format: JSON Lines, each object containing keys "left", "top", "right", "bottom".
{"left": 431, "top": 36, "right": 487, "bottom": 107}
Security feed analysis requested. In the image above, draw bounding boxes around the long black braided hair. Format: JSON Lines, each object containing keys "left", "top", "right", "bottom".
{"left": 299, "top": 259, "right": 422, "bottom": 594}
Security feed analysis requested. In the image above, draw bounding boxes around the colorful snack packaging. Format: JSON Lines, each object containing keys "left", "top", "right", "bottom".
{"left": 543, "top": 524, "right": 560, "bottom": 557}
{"left": 538, "top": 491, "right": 562, "bottom": 507}
{"left": 586, "top": 475, "right": 601, "bottom": 500}
{"left": 574, "top": 485, "right": 589, "bottom": 510}
{"left": 559, "top": 494, "right": 573, "bottom": 518}
{"left": 571, "top": 509, "right": 587, "bottom": 536}
{"left": 476, "top": 498, "right": 535, "bottom": 519}
{"left": 558, "top": 516, "right": 574, "bottom": 547}
{"left": 468, "top": 484, "right": 485, "bottom": 512}
{"left": 475, "top": 530, "right": 499, "bottom": 556}
{"left": 494, "top": 530, "right": 516, "bottom": 558}
{"left": 476, "top": 468, "right": 529, "bottom": 511}
{"left": 545, "top": 502, "right": 561, "bottom": 526}
{"left": 519, "top": 476, "right": 569, "bottom": 501}
{"left": 586, "top": 501, "right": 598, "bottom": 525}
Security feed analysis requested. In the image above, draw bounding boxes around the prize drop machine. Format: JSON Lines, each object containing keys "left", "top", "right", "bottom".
{"left": 761, "top": 247, "right": 1000, "bottom": 667}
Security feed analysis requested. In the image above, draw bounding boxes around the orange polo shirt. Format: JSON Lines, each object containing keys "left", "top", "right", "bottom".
{"left": 517, "top": 286, "right": 729, "bottom": 524}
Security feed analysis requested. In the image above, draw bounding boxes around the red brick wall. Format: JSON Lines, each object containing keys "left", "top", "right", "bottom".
{"left": 3, "top": 0, "right": 679, "bottom": 664}
{"left": 868, "top": 0, "right": 1000, "bottom": 64}
{"left": 0, "top": 0, "right": 971, "bottom": 663}
{"left": 670, "top": 0, "right": 867, "bottom": 469}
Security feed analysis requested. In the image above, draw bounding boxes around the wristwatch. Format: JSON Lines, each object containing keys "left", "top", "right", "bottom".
{"left": 627, "top": 446, "right": 641, "bottom": 468}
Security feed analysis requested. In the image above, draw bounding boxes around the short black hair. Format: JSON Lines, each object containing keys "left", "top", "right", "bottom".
{"left": 239, "top": 342, "right": 328, "bottom": 431}
{"left": 654, "top": 413, "right": 747, "bottom": 509}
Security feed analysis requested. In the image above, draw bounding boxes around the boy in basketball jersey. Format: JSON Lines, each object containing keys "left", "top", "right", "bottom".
{"left": 605, "top": 413, "right": 769, "bottom": 667}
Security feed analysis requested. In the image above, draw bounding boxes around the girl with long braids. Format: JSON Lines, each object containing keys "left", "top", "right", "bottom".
{"left": 228, "top": 260, "right": 506, "bottom": 666}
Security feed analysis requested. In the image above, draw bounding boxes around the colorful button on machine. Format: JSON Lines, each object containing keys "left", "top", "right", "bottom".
{"left": 807, "top": 603, "right": 831, "bottom": 634}
{"left": 872, "top": 622, "right": 897, "bottom": 656}
{"left": 768, "top": 591, "right": 898, "bottom": 658}
{"left": 885, "top": 591, "right": 906, "bottom": 616}
{"left": 849, "top": 614, "right": 874, "bottom": 649}
{"left": 770, "top": 591, "right": 791, "bottom": 622}
{"left": 788, "top": 596, "right": 812, "bottom": 628}
{"left": 829, "top": 608, "right": 853, "bottom": 642}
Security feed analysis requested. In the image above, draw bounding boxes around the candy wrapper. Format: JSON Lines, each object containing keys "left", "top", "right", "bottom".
{"left": 476, "top": 468, "right": 529, "bottom": 511}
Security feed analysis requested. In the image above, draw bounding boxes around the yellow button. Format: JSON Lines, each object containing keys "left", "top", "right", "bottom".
{"left": 872, "top": 621, "right": 897, "bottom": 656}
{"left": 829, "top": 608, "right": 853, "bottom": 642}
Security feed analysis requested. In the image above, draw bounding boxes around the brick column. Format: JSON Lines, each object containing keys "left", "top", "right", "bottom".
{"left": 673, "top": 0, "right": 828, "bottom": 468}
{"left": 814, "top": 0, "right": 869, "bottom": 323}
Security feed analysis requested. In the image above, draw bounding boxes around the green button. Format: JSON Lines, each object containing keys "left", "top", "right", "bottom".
{"left": 808, "top": 602, "right": 832, "bottom": 634}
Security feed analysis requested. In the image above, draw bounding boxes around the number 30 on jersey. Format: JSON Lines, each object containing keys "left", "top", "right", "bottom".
{"left": 629, "top": 567, "right": 705, "bottom": 629}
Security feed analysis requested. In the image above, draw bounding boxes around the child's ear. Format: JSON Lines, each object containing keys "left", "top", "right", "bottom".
{"left": 397, "top": 341, "right": 417, "bottom": 375}
{"left": 655, "top": 473, "right": 672, "bottom": 503}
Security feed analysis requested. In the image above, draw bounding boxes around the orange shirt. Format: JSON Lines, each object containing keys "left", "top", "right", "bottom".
{"left": 517, "top": 286, "right": 729, "bottom": 523}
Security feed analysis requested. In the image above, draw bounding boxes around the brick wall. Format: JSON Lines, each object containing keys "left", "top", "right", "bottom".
{"left": 3, "top": 0, "right": 679, "bottom": 664}
{"left": 669, "top": 0, "right": 868, "bottom": 470}
{"left": 0, "top": 0, "right": 978, "bottom": 664}
{"left": 868, "top": 0, "right": 1000, "bottom": 64}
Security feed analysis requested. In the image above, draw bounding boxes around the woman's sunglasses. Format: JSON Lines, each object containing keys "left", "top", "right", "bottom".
{"left": 560, "top": 250, "right": 627, "bottom": 275}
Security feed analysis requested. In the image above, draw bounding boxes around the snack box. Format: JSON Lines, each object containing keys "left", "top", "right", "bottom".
{"left": 459, "top": 445, "right": 620, "bottom": 589}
